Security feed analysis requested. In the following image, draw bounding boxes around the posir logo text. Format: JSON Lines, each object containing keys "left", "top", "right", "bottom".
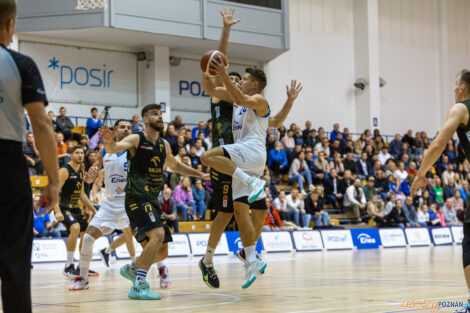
{"left": 48, "top": 57, "right": 114, "bottom": 89}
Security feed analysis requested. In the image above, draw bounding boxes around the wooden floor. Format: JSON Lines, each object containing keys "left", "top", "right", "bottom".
{"left": 11, "top": 246, "right": 470, "bottom": 313}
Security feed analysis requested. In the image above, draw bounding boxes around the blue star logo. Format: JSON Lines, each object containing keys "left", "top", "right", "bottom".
{"left": 48, "top": 57, "right": 59, "bottom": 70}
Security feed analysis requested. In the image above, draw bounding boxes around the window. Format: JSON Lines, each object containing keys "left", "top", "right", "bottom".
{"left": 226, "top": 0, "right": 281, "bottom": 10}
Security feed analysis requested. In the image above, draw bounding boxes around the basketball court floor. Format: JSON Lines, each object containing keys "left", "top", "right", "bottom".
{"left": 17, "top": 245, "right": 466, "bottom": 313}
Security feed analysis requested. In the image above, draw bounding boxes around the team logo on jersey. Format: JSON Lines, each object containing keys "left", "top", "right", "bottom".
{"left": 159, "top": 144, "right": 164, "bottom": 152}
{"left": 110, "top": 174, "right": 127, "bottom": 184}
{"left": 116, "top": 187, "right": 124, "bottom": 194}
{"left": 237, "top": 107, "right": 247, "bottom": 116}
{"left": 215, "top": 106, "right": 220, "bottom": 118}
{"left": 232, "top": 121, "right": 243, "bottom": 131}
{"left": 150, "top": 156, "right": 161, "bottom": 167}
{"left": 140, "top": 145, "right": 153, "bottom": 150}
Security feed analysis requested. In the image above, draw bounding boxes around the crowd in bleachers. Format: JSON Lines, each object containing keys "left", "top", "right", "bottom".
{"left": 28, "top": 107, "right": 466, "bottom": 237}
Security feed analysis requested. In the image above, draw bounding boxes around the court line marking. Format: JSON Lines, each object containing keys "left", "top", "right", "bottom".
{"left": 288, "top": 295, "right": 467, "bottom": 313}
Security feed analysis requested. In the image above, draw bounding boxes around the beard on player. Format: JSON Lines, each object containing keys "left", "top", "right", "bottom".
{"left": 149, "top": 120, "right": 164, "bottom": 132}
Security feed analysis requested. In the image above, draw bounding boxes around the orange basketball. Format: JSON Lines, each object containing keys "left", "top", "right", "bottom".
{"left": 200, "top": 50, "right": 228, "bottom": 77}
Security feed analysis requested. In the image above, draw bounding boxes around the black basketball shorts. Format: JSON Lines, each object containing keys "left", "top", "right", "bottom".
{"left": 60, "top": 206, "right": 89, "bottom": 235}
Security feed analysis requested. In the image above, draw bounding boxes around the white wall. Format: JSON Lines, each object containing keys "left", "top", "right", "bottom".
{"left": 264, "top": 0, "right": 357, "bottom": 133}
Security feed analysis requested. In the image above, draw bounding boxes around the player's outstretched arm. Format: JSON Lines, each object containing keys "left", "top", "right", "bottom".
{"left": 80, "top": 183, "right": 97, "bottom": 214}
{"left": 411, "top": 103, "right": 467, "bottom": 195}
{"left": 52, "top": 168, "right": 69, "bottom": 220}
{"left": 202, "top": 73, "right": 233, "bottom": 102}
{"left": 269, "top": 80, "right": 303, "bottom": 128}
{"left": 211, "top": 57, "right": 269, "bottom": 115}
{"left": 163, "top": 140, "right": 209, "bottom": 179}
{"left": 99, "top": 126, "right": 139, "bottom": 155}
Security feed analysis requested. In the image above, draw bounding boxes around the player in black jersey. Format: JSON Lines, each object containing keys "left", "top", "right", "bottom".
{"left": 100, "top": 103, "right": 208, "bottom": 300}
{"left": 199, "top": 8, "right": 302, "bottom": 289}
{"left": 412, "top": 70, "right": 470, "bottom": 313}
{"left": 54, "top": 146, "right": 97, "bottom": 278}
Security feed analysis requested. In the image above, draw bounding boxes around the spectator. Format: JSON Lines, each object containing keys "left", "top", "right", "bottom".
{"left": 304, "top": 129, "right": 318, "bottom": 150}
{"left": 86, "top": 107, "right": 102, "bottom": 138}
{"left": 84, "top": 150, "right": 97, "bottom": 172}
{"left": 367, "top": 195, "right": 387, "bottom": 227}
{"left": 356, "top": 152, "right": 373, "bottom": 180}
{"left": 343, "top": 152, "right": 357, "bottom": 175}
{"left": 305, "top": 192, "right": 330, "bottom": 227}
{"left": 48, "top": 110, "right": 57, "bottom": 130}
{"left": 190, "top": 179, "right": 206, "bottom": 220}
{"left": 385, "top": 200, "right": 409, "bottom": 229}
{"left": 402, "top": 129, "right": 416, "bottom": 148}
{"left": 266, "top": 133, "right": 276, "bottom": 153}
{"left": 385, "top": 159, "right": 396, "bottom": 178}
{"left": 56, "top": 132, "right": 70, "bottom": 167}
{"left": 388, "top": 134, "right": 402, "bottom": 159}
{"left": 374, "top": 170, "right": 389, "bottom": 201}
{"left": 433, "top": 177, "right": 444, "bottom": 203}
{"left": 204, "top": 129, "right": 213, "bottom": 150}
{"left": 394, "top": 161, "right": 408, "bottom": 182}
{"left": 452, "top": 189, "right": 464, "bottom": 213}
{"left": 329, "top": 152, "right": 345, "bottom": 176}
{"left": 444, "top": 178, "right": 456, "bottom": 200}
{"left": 403, "top": 196, "right": 421, "bottom": 228}
{"left": 314, "top": 151, "right": 330, "bottom": 175}
{"left": 79, "top": 135, "right": 89, "bottom": 153}
{"left": 164, "top": 124, "right": 179, "bottom": 155}
{"left": 158, "top": 187, "right": 179, "bottom": 233}
{"left": 289, "top": 151, "right": 314, "bottom": 195}
{"left": 436, "top": 154, "right": 451, "bottom": 177}
{"left": 172, "top": 177, "right": 196, "bottom": 221}
{"left": 314, "top": 136, "right": 331, "bottom": 158}
{"left": 268, "top": 141, "right": 288, "bottom": 177}
{"left": 264, "top": 174, "right": 279, "bottom": 198}
{"left": 293, "top": 126, "right": 304, "bottom": 146}
{"left": 406, "top": 161, "right": 418, "bottom": 176}
{"left": 281, "top": 129, "right": 295, "bottom": 163}
{"left": 363, "top": 176, "right": 378, "bottom": 202}
{"left": 174, "top": 147, "right": 187, "bottom": 163}
{"left": 302, "top": 121, "right": 312, "bottom": 142}
{"left": 273, "top": 191, "right": 288, "bottom": 221}
{"left": 55, "top": 107, "right": 80, "bottom": 142}
{"left": 436, "top": 205, "right": 446, "bottom": 227}
{"left": 170, "top": 115, "right": 186, "bottom": 133}
{"left": 131, "top": 114, "right": 144, "bottom": 133}
{"left": 443, "top": 198, "right": 461, "bottom": 226}
{"left": 193, "top": 138, "right": 206, "bottom": 157}
{"left": 344, "top": 178, "right": 367, "bottom": 223}
{"left": 263, "top": 197, "right": 285, "bottom": 231}
{"left": 416, "top": 204, "right": 429, "bottom": 227}
{"left": 188, "top": 146, "right": 202, "bottom": 168}
{"left": 461, "top": 181, "right": 470, "bottom": 204}
{"left": 454, "top": 172, "right": 463, "bottom": 189}
{"left": 286, "top": 188, "right": 309, "bottom": 229}
{"left": 33, "top": 195, "right": 60, "bottom": 238}
{"left": 378, "top": 145, "right": 392, "bottom": 166}
{"left": 354, "top": 133, "right": 367, "bottom": 155}
{"left": 24, "top": 132, "right": 43, "bottom": 175}
{"left": 323, "top": 168, "right": 346, "bottom": 210}
{"left": 441, "top": 166, "right": 454, "bottom": 186}
{"left": 184, "top": 129, "right": 193, "bottom": 146}
{"left": 305, "top": 151, "right": 324, "bottom": 184}
{"left": 191, "top": 121, "right": 207, "bottom": 141}
{"left": 330, "top": 123, "right": 341, "bottom": 141}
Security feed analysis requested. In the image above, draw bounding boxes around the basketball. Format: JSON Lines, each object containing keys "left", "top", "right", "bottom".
{"left": 200, "top": 50, "right": 227, "bottom": 77}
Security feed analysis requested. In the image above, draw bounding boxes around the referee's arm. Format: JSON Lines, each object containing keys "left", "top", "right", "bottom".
{"left": 26, "top": 101, "right": 59, "bottom": 213}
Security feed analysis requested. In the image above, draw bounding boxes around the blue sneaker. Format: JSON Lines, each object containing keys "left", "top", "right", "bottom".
{"left": 128, "top": 281, "right": 161, "bottom": 300}
{"left": 120, "top": 264, "right": 137, "bottom": 282}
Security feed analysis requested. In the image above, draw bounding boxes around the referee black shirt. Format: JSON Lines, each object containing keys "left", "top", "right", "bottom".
{"left": 0, "top": 43, "right": 48, "bottom": 183}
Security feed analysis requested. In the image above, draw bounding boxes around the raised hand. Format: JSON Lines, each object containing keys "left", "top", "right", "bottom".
{"left": 99, "top": 125, "right": 116, "bottom": 143}
{"left": 220, "top": 8, "right": 240, "bottom": 28}
{"left": 411, "top": 175, "right": 426, "bottom": 196}
{"left": 286, "top": 80, "right": 303, "bottom": 102}
{"left": 210, "top": 56, "right": 228, "bottom": 77}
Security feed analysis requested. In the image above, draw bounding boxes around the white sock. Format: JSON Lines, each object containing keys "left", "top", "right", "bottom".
{"left": 130, "top": 256, "right": 136, "bottom": 263}
{"left": 105, "top": 246, "right": 113, "bottom": 254}
{"left": 203, "top": 246, "right": 215, "bottom": 266}
{"left": 245, "top": 245, "right": 256, "bottom": 263}
{"left": 157, "top": 261, "right": 166, "bottom": 269}
{"left": 66, "top": 251, "right": 75, "bottom": 266}
{"left": 79, "top": 234, "right": 95, "bottom": 279}
{"left": 233, "top": 167, "right": 251, "bottom": 184}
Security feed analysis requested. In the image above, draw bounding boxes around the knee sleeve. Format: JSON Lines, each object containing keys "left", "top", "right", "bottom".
{"left": 80, "top": 233, "right": 95, "bottom": 257}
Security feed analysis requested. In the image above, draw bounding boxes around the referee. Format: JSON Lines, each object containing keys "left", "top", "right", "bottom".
{"left": 0, "top": 1, "right": 58, "bottom": 312}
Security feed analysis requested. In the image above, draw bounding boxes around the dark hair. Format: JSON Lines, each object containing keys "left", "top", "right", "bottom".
{"left": 459, "top": 69, "right": 470, "bottom": 90}
{"left": 141, "top": 103, "right": 161, "bottom": 118}
{"left": 59, "top": 107, "right": 65, "bottom": 111}
{"left": 114, "top": 119, "right": 130, "bottom": 128}
{"left": 91, "top": 107, "right": 98, "bottom": 112}
{"left": 71, "top": 145, "right": 84, "bottom": 153}
{"left": 229, "top": 71, "right": 241, "bottom": 80}
{"left": 245, "top": 68, "right": 267, "bottom": 91}
{"left": 0, "top": 0, "right": 16, "bottom": 27}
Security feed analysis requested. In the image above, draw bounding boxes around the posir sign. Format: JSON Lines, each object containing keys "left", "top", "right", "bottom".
{"left": 19, "top": 41, "right": 138, "bottom": 107}
{"left": 188, "top": 233, "right": 229, "bottom": 256}
{"left": 320, "top": 230, "right": 354, "bottom": 250}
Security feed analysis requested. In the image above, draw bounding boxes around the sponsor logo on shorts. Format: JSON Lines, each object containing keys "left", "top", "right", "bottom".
{"left": 223, "top": 195, "right": 228, "bottom": 208}
{"left": 68, "top": 214, "right": 75, "bottom": 222}
{"left": 148, "top": 212, "right": 156, "bottom": 222}
{"left": 140, "top": 145, "right": 153, "bottom": 150}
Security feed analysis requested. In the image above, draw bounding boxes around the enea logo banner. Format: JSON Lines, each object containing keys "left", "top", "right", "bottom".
{"left": 350, "top": 228, "right": 381, "bottom": 249}
{"left": 19, "top": 41, "right": 138, "bottom": 107}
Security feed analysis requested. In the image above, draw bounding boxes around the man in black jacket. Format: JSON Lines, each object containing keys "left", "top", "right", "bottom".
{"left": 323, "top": 168, "right": 346, "bottom": 210}
{"left": 356, "top": 152, "right": 374, "bottom": 180}
{"left": 56, "top": 107, "right": 80, "bottom": 142}
{"left": 343, "top": 151, "right": 357, "bottom": 175}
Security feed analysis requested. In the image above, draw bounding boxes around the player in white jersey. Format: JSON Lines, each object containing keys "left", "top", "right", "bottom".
{"left": 69, "top": 119, "right": 170, "bottom": 290}
{"left": 201, "top": 63, "right": 271, "bottom": 288}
